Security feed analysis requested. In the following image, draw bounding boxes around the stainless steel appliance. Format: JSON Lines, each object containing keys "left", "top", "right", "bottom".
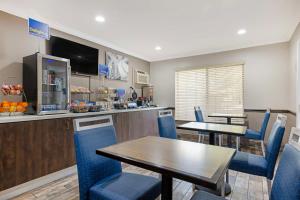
{"left": 23, "top": 53, "right": 71, "bottom": 115}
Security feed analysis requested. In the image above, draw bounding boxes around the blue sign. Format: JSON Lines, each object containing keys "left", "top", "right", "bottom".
{"left": 98, "top": 64, "right": 109, "bottom": 76}
{"left": 28, "top": 18, "right": 50, "bottom": 40}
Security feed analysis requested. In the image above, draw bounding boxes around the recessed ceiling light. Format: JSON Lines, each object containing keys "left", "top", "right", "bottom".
{"left": 95, "top": 16, "right": 105, "bottom": 23}
{"left": 155, "top": 46, "right": 162, "bottom": 51}
{"left": 237, "top": 29, "right": 247, "bottom": 35}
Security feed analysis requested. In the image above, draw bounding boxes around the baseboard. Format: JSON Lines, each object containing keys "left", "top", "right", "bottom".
{"left": 0, "top": 166, "right": 77, "bottom": 200}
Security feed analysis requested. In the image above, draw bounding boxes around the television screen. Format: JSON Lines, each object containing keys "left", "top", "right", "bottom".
{"left": 49, "top": 36, "right": 99, "bottom": 75}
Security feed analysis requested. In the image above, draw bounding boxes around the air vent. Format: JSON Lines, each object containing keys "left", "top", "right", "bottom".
{"left": 135, "top": 70, "right": 149, "bottom": 85}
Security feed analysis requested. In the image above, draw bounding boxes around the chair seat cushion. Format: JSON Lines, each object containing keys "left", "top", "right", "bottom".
{"left": 229, "top": 151, "right": 267, "bottom": 177}
{"left": 89, "top": 172, "right": 161, "bottom": 200}
{"left": 191, "top": 190, "right": 225, "bottom": 200}
{"left": 245, "top": 129, "right": 261, "bottom": 140}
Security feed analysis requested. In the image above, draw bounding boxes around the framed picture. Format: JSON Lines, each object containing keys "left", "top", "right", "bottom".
{"left": 105, "top": 51, "right": 129, "bottom": 81}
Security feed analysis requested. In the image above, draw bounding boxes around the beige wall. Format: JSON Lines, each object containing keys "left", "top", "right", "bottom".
{"left": 246, "top": 111, "right": 295, "bottom": 146}
{"left": 289, "top": 23, "right": 300, "bottom": 126}
{"left": 0, "top": 11, "right": 150, "bottom": 101}
{"left": 150, "top": 43, "right": 290, "bottom": 110}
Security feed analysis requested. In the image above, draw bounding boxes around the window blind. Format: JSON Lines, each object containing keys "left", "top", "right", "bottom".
{"left": 175, "top": 64, "right": 244, "bottom": 122}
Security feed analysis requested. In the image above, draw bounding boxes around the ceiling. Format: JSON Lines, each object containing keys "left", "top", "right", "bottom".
{"left": 1, "top": 0, "right": 300, "bottom": 62}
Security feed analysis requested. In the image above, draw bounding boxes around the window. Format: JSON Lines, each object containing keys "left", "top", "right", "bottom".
{"left": 175, "top": 64, "right": 244, "bottom": 122}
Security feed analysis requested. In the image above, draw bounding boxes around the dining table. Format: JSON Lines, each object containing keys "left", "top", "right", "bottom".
{"left": 96, "top": 136, "right": 236, "bottom": 200}
{"left": 176, "top": 121, "right": 246, "bottom": 195}
{"left": 208, "top": 113, "right": 248, "bottom": 147}
{"left": 177, "top": 122, "right": 247, "bottom": 149}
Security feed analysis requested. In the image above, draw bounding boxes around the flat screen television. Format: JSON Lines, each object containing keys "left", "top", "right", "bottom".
{"left": 49, "top": 36, "right": 99, "bottom": 75}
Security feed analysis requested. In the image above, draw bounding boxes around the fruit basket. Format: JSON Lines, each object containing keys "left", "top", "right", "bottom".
{"left": 70, "top": 105, "right": 89, "bottom": 113}
{"left": 0, "top": 84, "right": 29, "bottom": 116}
{"left": 0, "top": 101, "right": 28, "bottom": 116}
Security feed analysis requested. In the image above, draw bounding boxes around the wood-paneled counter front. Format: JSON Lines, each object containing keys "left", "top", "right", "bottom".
{"left": 0, "top": 107, "right": 167, "bottom": 191}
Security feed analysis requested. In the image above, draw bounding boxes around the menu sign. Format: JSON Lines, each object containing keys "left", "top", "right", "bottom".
{"left": 28, "top": 18, "right": 50, "bottom": 40}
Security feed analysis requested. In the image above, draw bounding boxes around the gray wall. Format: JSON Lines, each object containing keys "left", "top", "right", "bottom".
{"left": 150, "top": 42, "right": 290, "bottom": 110}
{"left": 0, "top": 11, "right": 150, "bottom": 101}
{"left": 288, "top": 23, "right": 300, "bottom": 126}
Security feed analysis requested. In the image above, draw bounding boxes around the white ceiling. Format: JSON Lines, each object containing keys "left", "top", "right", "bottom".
{"left": 1, "top": 0, "right": 300, "bottom": 62}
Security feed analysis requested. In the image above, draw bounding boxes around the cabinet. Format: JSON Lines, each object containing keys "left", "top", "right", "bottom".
{"left": 0, "top": 118, "right": 74, "bottom": 191}
{"left": 0, "top": 109, "right": 162, "bottom": 191}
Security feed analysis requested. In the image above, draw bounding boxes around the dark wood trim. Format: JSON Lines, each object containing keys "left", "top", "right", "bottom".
{"left": 244, "top": 109, "right": 296, "bottom": 116}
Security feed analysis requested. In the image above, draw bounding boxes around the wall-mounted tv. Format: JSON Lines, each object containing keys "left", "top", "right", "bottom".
{"left": 49, "top": 36, "right": 99, "bottom": 75}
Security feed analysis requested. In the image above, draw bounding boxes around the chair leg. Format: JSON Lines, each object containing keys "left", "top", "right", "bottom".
{"left": 192, "top": 184, "right": 196, "bottom": 191}
{"left": 218, "top": 135, "right": 222, "bottom": 146}
{"left": 236, "top": 136, "right": 240, "bottom": 151}
{"left": 198, "top": 134, "right": 201, "bottom": 143}
{"left": 261, "top": 140, "right": 265, "bottom": 156}
{"left": 267, "top": 179, "right": 272, "bottom": 195}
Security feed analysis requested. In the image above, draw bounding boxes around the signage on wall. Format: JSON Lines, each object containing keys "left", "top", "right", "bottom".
{"left": 98, "top": 64, "right": 109, "bottom": 77}
{"left": 28, "top": 18, "right": 50, "bottom": 40}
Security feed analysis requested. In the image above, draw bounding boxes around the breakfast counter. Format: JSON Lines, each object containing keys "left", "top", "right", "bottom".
{"left": 0, "top": 106, "right": 169, "bottom": 192}
{"left": 0, "top": 106, "right": 168, "bottom": 124}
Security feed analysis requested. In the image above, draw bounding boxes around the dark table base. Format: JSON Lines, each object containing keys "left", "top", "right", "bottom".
{"left": 161, "top": 174, "right": 173, "bottom": 200}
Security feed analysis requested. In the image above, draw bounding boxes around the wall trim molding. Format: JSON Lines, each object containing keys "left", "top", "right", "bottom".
{"left": 167, "top": 107, "right": 296, "bottom": 116}
{"left": 0, "top": 166, "right": 77, "bottom": 200}
{"left": 244, "top": 109, "right": 296, "bottom": 116}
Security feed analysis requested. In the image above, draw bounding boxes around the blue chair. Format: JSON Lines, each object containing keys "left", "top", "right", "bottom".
{"left": 229, "top": 114, "right": 286, "bottom": 180}
{"left": 195, "top": 106, "right": 222, "bottom": 146}
{"left": 245, "top": 108, "right": 271, "bottom": 154}
{"left": 73, "top": 115, "right": 161, "bottom": 200}
{"left": 190, "top": 127, "right": 300, "bottom": 200}
{"left": 157, "top": 110, "right": 177, "bottom": 139}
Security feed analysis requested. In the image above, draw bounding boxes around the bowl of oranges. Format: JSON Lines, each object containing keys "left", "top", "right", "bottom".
{"left": 0, "top": 101, "right": 28, "bottom": 116}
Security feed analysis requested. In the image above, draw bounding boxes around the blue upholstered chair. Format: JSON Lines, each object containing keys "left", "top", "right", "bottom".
{"left": 245, "top": 108, "right": 271, "bottom": 154}
{"left": 190, "top": 127, "right": 300, "bottom": 200}
{"left": 229, "top": 114, "right": 287, "bottom": 180}
{"left": 195, "top": 106, "right": 222, "bottom": 146}
{"left": 157, "top": 110, "right": 177, "bottom": 139}
{"left": 73, "top": 115, "right": 161, "bottom": 200}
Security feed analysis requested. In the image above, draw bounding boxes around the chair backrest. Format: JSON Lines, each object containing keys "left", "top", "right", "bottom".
{"left": 270, "top": 128, "right": 300, "bottom": 200}
{"left": 158, "top": 110, "right": 177, "bottom": 139}
{"left": 73, "top": 115, "right": 122, "bottom": 200}
{"left": 259, "top": 108, "right": 271, "bottom": 140}
{"left": 265, "top": 114, "right": 286, "bottom": 179}
{"left": 194, "top": 106, "right": 204, "bottom": 122}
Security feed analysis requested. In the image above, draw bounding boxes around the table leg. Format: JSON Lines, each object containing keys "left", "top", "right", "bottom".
{"left": 209, "top": 133, "right": 216, "bottom": 145}
{"left": 227, "top": 118, "right": 233, "bottom": 147}
{"left": 161, "top": 174, "right": 173, "bottom": 200}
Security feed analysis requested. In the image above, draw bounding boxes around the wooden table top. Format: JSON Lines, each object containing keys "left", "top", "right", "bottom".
{"left": 96, "top": 136, "right": 236, "bottom": 188}
{"left": 177, "top": 122, "right": 247, "bottom": 136}
{"left": 208, "top": 113, "right": 247, "bottom": 118}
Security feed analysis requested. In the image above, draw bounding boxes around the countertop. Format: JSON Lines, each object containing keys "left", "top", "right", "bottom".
{"left": 0, "top": 106, "right": 168, "bottom": 124}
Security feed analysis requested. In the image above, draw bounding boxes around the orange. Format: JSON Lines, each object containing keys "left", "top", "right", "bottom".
{"left": 2, "top": 103, "right": 10, "bottom": 107}
{"left": 21, "top": 102, "right": 29, "bottom": 107}
{"left": 2, "top": 107, "right": 10, "bottom": 112}
{"left": 9, "top": 106, "right": 16, "bottom": 112}
{"left": 16, "top": 105, "right": 25, "bottom": 112}
{"left": 10, "top": 102, "right": 17, "bottom": 107}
